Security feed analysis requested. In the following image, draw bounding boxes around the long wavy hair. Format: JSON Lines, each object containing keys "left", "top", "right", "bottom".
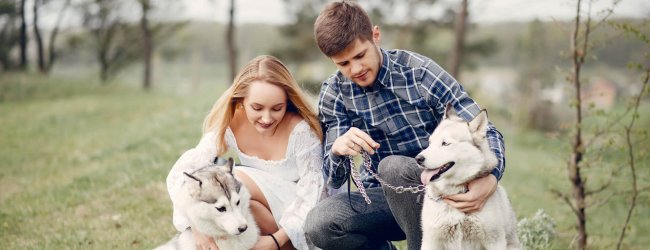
{"left": 202, "top": 55, "right": 323, "bottom": 155}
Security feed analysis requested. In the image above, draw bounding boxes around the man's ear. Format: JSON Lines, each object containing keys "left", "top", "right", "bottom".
{"left": 372, "top": 25, "right": 381, "bottom": 45}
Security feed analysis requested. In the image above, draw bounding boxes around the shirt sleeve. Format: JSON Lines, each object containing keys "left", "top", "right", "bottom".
{"left": 166, "top": 132, "right": 219, "bottom": 231}
{"left": 277, "top": 125, "right": 325, "bottom": 250}
{"left": 318, "top": 79, "right": 351, "bottom": 189}
{"left": 419, "top": 61, "right": 507, "bottom": 180}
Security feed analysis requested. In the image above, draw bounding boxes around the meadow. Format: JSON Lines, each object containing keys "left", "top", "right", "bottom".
{"left": 0, "top": 72, "right": 647, "bottom": 249}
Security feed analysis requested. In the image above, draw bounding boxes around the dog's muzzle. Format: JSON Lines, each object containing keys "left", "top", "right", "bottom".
{"left": 420, "top": 161, "right": 455, "bottom": 185}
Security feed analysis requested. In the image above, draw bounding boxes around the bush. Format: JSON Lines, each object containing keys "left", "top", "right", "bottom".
{"left": 518, "top": 209, "right": 556, "bottom": 250}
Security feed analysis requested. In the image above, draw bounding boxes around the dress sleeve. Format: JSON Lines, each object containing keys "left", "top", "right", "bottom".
{"left": 278, "top": 124, "right": 325, "bottom": 250}
{"left": 166, "top": 132, "right": 218, "bottom": 231}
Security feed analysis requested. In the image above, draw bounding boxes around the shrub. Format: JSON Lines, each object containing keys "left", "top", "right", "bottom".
{"left": 517, "top": 209, "right": 556, "bottom": 250}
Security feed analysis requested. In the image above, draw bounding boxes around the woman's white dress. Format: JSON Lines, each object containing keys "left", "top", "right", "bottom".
{"left": 166, "top": 120, "right": 325, "bottom": 250}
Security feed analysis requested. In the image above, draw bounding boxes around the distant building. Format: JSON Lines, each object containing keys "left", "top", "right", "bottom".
{"left": 583, "top": 79, "right": 617, "bottom": 109}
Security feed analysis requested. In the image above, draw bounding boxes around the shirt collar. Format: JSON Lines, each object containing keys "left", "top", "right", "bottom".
{"left": 374, "top": 49, "right": 390, "bottom": 88}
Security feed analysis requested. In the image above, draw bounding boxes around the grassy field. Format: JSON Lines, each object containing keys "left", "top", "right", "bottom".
{"left": 0, "top": 73, "right": 648, "bottom": 249}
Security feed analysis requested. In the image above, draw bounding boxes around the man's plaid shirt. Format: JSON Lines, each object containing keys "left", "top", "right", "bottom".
{"left": 318, "top": 49, "right": 506, "bottom": 189}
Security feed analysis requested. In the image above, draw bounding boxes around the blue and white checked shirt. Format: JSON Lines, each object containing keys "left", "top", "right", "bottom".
{"left": 318, "top": 49, "right": 506, "bottom": 189}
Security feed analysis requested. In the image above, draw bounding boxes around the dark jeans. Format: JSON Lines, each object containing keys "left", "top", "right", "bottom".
{"left": 305, "top": 156, "right": 423, "bottom": 250}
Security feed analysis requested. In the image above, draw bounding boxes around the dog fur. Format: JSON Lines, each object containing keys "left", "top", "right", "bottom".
{"left": 156, "top": 158, "right": 259, "bottom": 250}
{"left": 417, "top": 104, "right": 520, "bottom": 250}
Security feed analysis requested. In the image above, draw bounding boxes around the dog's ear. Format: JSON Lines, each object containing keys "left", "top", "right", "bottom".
{"left": 225, "top": 157, "right": 234, "bottom": 173}
{"left": 183, "top": 172, "right": 203, "bottom": 187}
{"left": 443, "top": 103, "right": 461, "bottom": 121}
{"left": 468, "top": 109, "right": 488, "bottom": 140}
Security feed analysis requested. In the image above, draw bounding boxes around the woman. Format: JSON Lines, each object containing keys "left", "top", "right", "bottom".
{"left": 167, "top": 55, "right": 325, "bottom": 250}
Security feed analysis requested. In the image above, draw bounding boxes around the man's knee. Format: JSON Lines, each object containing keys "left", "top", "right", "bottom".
{"left": 304, "top": 203, "right": 333, "bottom": 247}
{"left": 378, "top": 155, "right": 417, "bottom": 182}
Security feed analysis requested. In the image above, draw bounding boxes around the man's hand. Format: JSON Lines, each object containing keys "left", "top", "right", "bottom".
{"left": 442, "top": 174, "right": 497, "bottom": 213}
{"left": 192, "top": 229, "right": 219, "bottom": 250}
{"left": 331, "top": 127, "right": 379, "bottom": 156}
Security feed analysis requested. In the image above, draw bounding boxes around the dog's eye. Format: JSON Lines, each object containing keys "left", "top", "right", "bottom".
{"left": 216, "top": 206, "right": 226, "bottom": 212}
{"left": 236, "top": 200, "right": 240, "bottom": 206}
{"left": 441, "top": 141, "right": 450, "bottom": 146}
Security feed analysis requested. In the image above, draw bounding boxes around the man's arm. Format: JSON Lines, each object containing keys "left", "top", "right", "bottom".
{"left": 418, "top": 59, "right": 506, "bottom": 213}
{"left": 419, "top": 60, "right": 506, "bottom": 180}
{"left": 318, "top": 80, "right": 350, "bottom": 189}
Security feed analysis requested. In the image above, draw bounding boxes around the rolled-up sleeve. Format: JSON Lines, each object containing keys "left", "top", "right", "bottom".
{"left": 419, "top": 62, "right": 507, "bottom": 180}
{"left": 318, "top": 80, "right": 351, "bottom": 188}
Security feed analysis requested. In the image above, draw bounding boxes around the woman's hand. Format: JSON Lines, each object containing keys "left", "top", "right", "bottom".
{"left": 442, "top": 174, "right": 498, "bottom": 213}
{"left": 192, "top": 229, "right": 219, "bottom": 250}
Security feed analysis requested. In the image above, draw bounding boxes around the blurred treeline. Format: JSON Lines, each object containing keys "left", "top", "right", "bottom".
{"left": 1, "top": 0, "right": 648, "bottom": 131}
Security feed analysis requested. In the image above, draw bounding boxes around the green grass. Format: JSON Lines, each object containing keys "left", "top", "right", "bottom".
{"left": 1, "top": 73, "right": 648, "bottom": 249}
{"left": 0, "top": 73, "right": 223, "bottom": 249}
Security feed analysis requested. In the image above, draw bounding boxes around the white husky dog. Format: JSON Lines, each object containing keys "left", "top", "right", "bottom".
{"left": 416, "top": 105, "right": 520, "bottom": 250}
{"left": 156, "top": 157, "right": 259, "bottom": 250}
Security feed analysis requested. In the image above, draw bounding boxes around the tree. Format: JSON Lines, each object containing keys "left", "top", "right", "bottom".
{"left": 135, "top": 0, "right": 185, "bottom": 89}
{"left": 274, "top": 0, "right": 325, "bottom": 63}
{"left": 447, "top": 0, "right": 467, "bottom": 79}
{"left": 139, "top": 0, "right": 152, "bottom": 89}
{"left": 609, "top": 21, "right": 649, "bottom": 250}
{"left": 32, "top": 0, "right": 71, "bottom": 74}
{"left": 0, "top": 0, "right": 19, "bottom": 70}
{"left": 226, "top": 0, "right": 236, "bottom": 83}
{"left": 515, "top": 19, "right": 557, "bottom": 131}
{"left": 550, "top": 1, "right": 649, "bottom": 249}
{"left": 18, "top": 0, "right": 26, "bottom": 69}
{"left": 80, "top": 0, "right": 140, "bottom": 82}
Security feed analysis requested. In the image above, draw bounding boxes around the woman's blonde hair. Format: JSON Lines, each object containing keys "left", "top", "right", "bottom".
{"left": 203, "top": 55, "right": 323, "bottom": 155}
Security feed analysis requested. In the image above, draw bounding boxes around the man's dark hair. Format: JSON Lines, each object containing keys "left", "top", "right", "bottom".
{"left": 314, "top": 0, "right": 373, "bottom": 57}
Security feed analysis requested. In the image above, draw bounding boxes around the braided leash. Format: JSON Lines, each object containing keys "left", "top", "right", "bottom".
{"left": 348, "top": 151, "right": 426, "bottom": 205}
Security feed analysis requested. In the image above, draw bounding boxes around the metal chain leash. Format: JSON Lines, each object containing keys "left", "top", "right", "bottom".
{"left": 349, "top": 159, "right": 372, "bottom": 204}
{"left": 348, "top": 151, "right": 426, "bottom": 205}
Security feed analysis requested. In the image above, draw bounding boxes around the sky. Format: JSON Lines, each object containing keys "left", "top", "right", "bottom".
{"left": 33, "top": 0, "right": 649, "bottom": 29}
{"left": 183, "top": 0, "right": 649, "bottom": 24}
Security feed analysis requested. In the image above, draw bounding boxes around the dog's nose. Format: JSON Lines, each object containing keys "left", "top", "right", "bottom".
{"left": 415, "top": 155, "right": 425, "bottom": 165}
{"left": 238, "top": 225, "right": 248, "bottom": 233}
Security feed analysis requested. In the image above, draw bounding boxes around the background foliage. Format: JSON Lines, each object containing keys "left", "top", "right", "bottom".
{"left": 1, "top": 0, "right": 648, "bottom": 249}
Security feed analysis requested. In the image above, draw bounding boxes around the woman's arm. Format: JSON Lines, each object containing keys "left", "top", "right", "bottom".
{"left": 166, "top": 132, "right": 221, "bottom": 247}
{"left": 276, "top": 124, "right": 326, "bottom": 250}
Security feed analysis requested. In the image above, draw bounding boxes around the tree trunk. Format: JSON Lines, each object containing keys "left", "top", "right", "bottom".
{"left": 99, "top": 45, "right": 110, "bottom": 83}
{"left": 33, "top": 0, "right": 45, "bottom": 73}
{"left": 140, "top": 0, "right": 152, "bottom": 90}
{"left": 226, "top": 0, "right": 237, "bottom": 83}
{"left": 570, "top": 0, "right": 587, "bottom": 248}
{"left": 45, "top": 0, "right": 72, "bottom": 73}
{"left": 447, "top": 0, "right": 468, "bottom": 79}
{"left": 19, "top": 0, "right": 27, "bottom": 70}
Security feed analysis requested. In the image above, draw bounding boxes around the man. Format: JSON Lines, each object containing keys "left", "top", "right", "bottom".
{"left": 304, "top": 1, "right": 507, "bottom": 250}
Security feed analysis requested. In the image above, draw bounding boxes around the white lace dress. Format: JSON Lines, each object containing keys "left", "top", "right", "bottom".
{"left": 166, "top": 120, "right": 325, "bottom": 250}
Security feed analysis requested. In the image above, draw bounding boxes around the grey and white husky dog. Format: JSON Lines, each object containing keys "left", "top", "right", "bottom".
{"left": 156, "top": 157, "right": 259, "bottom": 250}
{"left": 416, "top": 104, "right": 520, "bottom": 250}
